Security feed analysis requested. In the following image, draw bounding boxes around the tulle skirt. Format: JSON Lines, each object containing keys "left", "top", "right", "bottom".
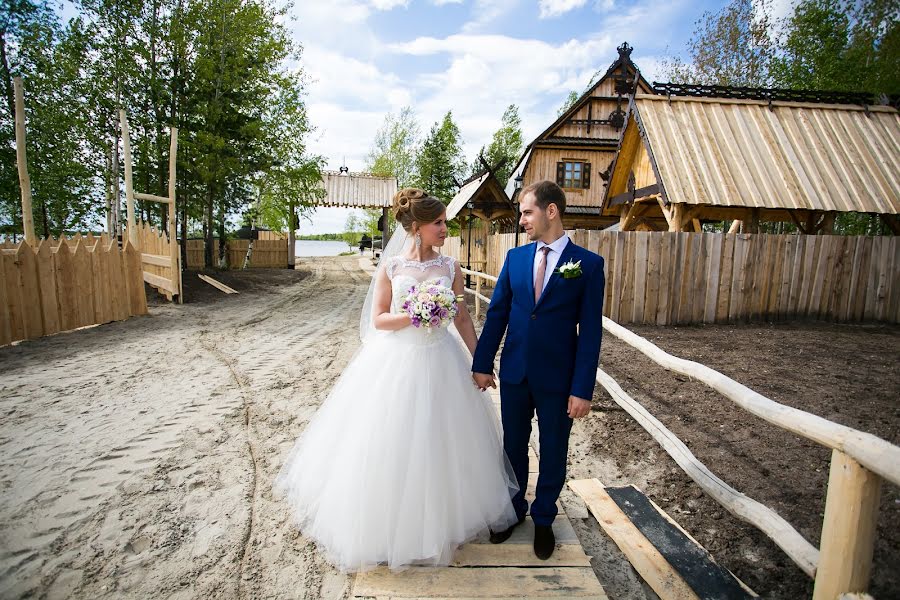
{"left": 274, "top": 325, "right": 519, "bottom": 573}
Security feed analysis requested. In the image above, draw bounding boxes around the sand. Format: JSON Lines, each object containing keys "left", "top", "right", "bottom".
{"left": 0, "top": 255, "right": 672, "bottom": 599}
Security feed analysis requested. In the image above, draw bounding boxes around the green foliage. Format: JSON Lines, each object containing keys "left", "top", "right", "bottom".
{"left": 557, "top": 90, "right": 580, "bottom": 116}
{"left": 770, "top": 0, "right": 899, "bottom": 96}
{"left": 0, "top": 0, "right": 321, "bottom": 265}
{"left": 415, "top": 111, "right": 465, "bottom": 204}
{"left": 469, "top": 104, "right": 523, "bottom": 186}
{"left": 367, "top": 106, "right": 419, "bottom": 188}
{"left": 659, "top": 0, "right": 775, "bottom": 86}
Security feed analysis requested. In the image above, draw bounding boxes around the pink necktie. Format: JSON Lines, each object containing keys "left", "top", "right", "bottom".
{"left": 534, "top": 246, "right": 550, "bottom": 302}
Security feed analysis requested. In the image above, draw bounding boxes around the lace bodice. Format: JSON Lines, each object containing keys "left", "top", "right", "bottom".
{"left": 386, "top": 254, "right": 456, "bottom": 314}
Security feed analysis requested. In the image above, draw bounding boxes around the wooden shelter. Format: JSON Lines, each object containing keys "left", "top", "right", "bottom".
{"left": 314, "top": 170, "right": 398, "bottom": 209}
{"left": 445, "top": 169, "right": 515, "bottom": 276}
{"left": 506, "top": 42, "right": 653, "bottom": 229}
{"left": 603, "top": 84, "right": 900, "bottom": 233}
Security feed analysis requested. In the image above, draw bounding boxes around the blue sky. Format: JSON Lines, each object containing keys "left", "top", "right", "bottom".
{"left": 291, "top": 0, "right": 753, "bottom": 233}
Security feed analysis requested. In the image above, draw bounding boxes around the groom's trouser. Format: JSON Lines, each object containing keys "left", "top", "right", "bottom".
{"left": 499, "top": 379, "right": 572, "bottom": 527}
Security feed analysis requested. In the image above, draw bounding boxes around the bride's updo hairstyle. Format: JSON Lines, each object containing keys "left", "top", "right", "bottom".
{"left": 392, "top": 188, "right": 445, "bottom": 233}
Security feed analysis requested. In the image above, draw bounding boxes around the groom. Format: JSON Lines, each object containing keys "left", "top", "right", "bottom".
{"left": 472, "top": 180, "right": 605, "bottom": 560}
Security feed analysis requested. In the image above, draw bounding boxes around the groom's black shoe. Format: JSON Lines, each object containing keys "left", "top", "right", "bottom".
{"left": 489, "top": 514, "right": 526, "bottom": 544}
{"left": 533, "top": 524, "right": 555, "bottom": 560}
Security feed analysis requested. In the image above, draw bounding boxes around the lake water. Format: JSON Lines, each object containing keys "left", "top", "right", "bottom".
{"left": 295, "top": 239, "right": 355, "bottom": 257}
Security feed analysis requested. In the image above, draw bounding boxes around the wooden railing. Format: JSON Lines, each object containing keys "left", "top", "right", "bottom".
{"left": 460, "top": 266, "right": 898, "bottom": 599}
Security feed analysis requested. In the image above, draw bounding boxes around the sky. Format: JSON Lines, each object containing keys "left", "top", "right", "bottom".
{"left": 291, "top": 0, "right": 742, "bottom": 234}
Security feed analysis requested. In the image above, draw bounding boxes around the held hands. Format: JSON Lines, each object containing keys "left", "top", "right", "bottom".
{"left": 472, "top": 372, "right": 496, "bottom": 392}
{"left": 567, "top": 395, "right": 592, "bottom": 419}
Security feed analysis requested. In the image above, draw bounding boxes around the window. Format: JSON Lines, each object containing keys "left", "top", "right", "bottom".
{"left": 555, "top": 161, "right": 591, "bottom": 189}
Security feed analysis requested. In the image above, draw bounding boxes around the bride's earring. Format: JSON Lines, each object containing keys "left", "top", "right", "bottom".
{"left": 415, "top": 232, "right": 422, "bottom": 249}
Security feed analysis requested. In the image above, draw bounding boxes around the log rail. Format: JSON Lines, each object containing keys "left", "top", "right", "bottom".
{"left": 461, "top": 266, "right": 898, "bottom": 600}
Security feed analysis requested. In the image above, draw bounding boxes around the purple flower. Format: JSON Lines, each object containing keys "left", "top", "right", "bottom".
{"left": 429, "top": 315, "right": 441, "bottom": 327}
{"left": 411, "top": 316, "right": 421, "bottom": 327}
{"left": 438, "top": 308, "right": 449, "bottom": 319}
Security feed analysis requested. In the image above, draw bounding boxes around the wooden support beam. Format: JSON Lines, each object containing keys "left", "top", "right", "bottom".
{"left": 788, "top": 210, "right": 810, "bottom": 234}
{"left": 134, "top": 191, "right": 173, "bottom": 204}
{"left": 167, "top": 127, "right": 181, "bottom": 303}
{"left": 120, "top": 110, "right": 138, "bottom": 249}
{"left": 657, "top": 197, "right": 674, "bottom": 230}
{"left": 813, "top": 450, "right": 881, "bottom": 600}
{"left": 728, "top": 220, "right": 742, "bottom": 234}
{"left": 13, "top": 78, "right": 35, "bottom": 246}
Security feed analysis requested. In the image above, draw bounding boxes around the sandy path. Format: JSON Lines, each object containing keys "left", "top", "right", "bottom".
{"left": 0, "top": 257, "right": 368, "bottom": 599}
{"left": 0, "top": 255, "right": 656, "bottom": 600}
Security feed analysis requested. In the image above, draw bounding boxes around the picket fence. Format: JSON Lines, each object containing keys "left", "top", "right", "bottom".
{"left": 446, "top": 231, "right": 900, "bottom": 325}
{"left": 185, "top": 239, "right": 289, "bottom": 269}
{"left": 0, "top": 237, "right": 147, "bottom": 346}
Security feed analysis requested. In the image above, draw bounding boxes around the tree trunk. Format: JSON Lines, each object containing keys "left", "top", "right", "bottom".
{"left": 288, "top": 198, "right": 295, "bottom": 268}
{"left": 217, "top": 197, "right": 227, "bottom": 269}
{"left": 204, "top": 185, "right": 214, "bottom": 268}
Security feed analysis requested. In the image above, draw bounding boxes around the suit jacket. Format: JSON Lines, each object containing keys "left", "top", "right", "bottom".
{"left": 472, "top": 240, "right": 605, "bottom": 400}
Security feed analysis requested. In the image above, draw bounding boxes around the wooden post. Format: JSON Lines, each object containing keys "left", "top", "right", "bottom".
{"left": 475, "top": 276, "right": 482, "bottom": 320}
{"left": 671, "top": 203, "right": 685, "bottom": 232}
{"left": 13, "top": 78, "right": 35, "bottom": 246}
{"left": 813, "top": 450, "right": 881, "bottom": 600}
{"left": 288, "top": 198, "right": 296, "bottom": 268}
{"left": 168, "top": 126, "right": 182, "bottom": 303}
{"left": 382, "top": 207, "right": 391, "bottom": 248}
{"left": 120, "top": 110, "right": 138, "bottom": 249}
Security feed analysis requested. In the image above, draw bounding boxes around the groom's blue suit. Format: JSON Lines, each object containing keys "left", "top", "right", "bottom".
{"left": 472, "top": 238, "right": 605, "bottom": 526}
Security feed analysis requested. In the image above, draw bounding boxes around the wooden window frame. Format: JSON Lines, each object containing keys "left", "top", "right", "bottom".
{"left": 556, "top": 160, "right": 591, "bottom": 190}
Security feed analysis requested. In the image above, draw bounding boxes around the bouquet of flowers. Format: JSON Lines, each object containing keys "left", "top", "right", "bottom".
{"left": 401, "top": 278, "right": 464, "bottom": 331}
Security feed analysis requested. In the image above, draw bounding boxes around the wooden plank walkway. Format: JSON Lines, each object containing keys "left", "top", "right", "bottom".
{"left": 352, "top": 387, "right": 607, "bottom": 599}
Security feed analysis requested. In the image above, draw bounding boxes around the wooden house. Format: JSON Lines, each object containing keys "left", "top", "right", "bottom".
{"left": 602, "top": 84, "right": 900, "bottom": 233}
{"left": 506, "top": 42, "right": 653, "bottom": 229}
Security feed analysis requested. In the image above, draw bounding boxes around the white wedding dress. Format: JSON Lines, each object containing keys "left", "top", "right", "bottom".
{"left": 274, "top": 254, "right": 519, "bottom": 573}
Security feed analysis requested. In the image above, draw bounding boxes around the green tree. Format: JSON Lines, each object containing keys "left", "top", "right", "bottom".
{"left": 415, "top": 111, "right": 465, "bottom": 203}
{"left": 470, "top": 104, "right": 523, "bottom": 185}
{"left": 367, "top": 106, "right": 420, "bottom": 188}
{"left": 557, "top": 90, "right": 579, "bottom": 116}
{"left": 660, "top": 0, "right": 775, "bottom": 86}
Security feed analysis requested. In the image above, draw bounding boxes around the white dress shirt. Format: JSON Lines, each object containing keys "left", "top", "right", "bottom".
{"left": 533, "top": 233, "right": 570, "bottom": 294}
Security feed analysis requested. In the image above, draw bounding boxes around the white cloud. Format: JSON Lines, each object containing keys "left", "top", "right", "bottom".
{"left": 370, "top": 0, "right": 409, "bottom": 9}
{"left": 538, "top": 0, "right": 588, "bottom": 19}
{"left": 432, "top": 0, "right": 464, "bottom": 4}
{"left": 388, "top": 33, "right": 616, "bottom": 159}
{"left": 461, "top": 0, "right": 520, "bottom": 33}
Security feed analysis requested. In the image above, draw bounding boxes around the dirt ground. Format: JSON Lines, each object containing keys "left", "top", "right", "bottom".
{"left": 1, "top": 256, "right": 897, "bottom": 599}
{"left": 584, "top": 322, "right": 900, "bottom": 600}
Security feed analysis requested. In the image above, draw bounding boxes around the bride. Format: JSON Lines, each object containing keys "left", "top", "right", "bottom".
{"left": 274, "top": 188, "right": 519, "bottom": 572}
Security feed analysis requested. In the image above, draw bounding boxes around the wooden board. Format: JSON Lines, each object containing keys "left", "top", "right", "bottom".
{"left": 198, "top": 273, "right": 239, "bottom": 294}
{"left": 353, "top": 566, "right": 607, "bottom": 598}
{"left": 605, "top": 485, "right": 756, "bottom": 599}
{"left": 449, "top": 542, "right": 591, "bottom": 567}
{"left": 569, "top": 478, "right": 700, "bottom": 600}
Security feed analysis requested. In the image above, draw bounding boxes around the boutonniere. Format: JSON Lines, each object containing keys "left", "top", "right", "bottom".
{"left": 555, "top": 259, "right": 582, "bottom": 279}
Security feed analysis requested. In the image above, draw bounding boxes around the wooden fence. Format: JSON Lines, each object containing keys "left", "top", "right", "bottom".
{"left": 127, "top": 221, "right": 182, "bottom": 301}
{"left": 446, "top": 231, "right": 900, "bottom": 325}
{"left": 0, "top": 238, "right": 147, "bottom": 346}
{"left": 185, "top": 239, "right": 289, "bottom": 269}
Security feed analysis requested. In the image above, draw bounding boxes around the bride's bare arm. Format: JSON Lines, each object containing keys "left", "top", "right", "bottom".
{"left": 372, "top": 265, "right": 412, "bottom": 331}
{"left": 452, "top": 262, "right": 478, "bottom": 355}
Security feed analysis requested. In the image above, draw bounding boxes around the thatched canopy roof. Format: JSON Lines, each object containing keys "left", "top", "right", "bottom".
{"left": 604, "top": 94, "right": 900, "bottom": 215}
{"left": 446, "top": 171, "right": 516, "bottom": 225}
{"left": 313, "top": 171, "right": 398, "bottom": 208}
